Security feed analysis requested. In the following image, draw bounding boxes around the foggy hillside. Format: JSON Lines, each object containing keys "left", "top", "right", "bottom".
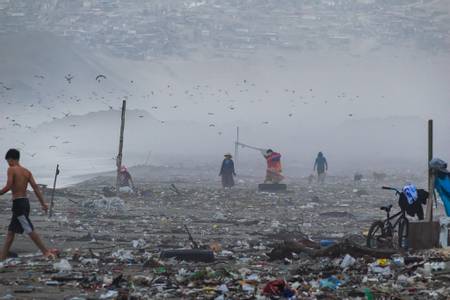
{"left": 0, "top": 3, "right": 449, "bottom": 185}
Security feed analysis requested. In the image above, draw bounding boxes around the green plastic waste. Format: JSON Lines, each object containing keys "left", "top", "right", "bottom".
{"left": 364, "top": 288, "right": 373, "bottom": 300}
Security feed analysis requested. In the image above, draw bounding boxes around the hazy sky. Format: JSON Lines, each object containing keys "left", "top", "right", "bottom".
{"left": 0, "top": 1, "right": 449, "bottom": 184}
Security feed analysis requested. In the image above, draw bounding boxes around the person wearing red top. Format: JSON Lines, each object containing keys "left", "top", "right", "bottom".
{"left": 263, "top": 149, "right": 284, "bottom": 183}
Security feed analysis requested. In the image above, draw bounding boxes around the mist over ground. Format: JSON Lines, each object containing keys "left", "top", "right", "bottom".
{"left": 0, "top": 1, "right": 449, "bottom": 186}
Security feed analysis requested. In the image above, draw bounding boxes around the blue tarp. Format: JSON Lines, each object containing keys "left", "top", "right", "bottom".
{"left": 435, "top": 170, "right": 450, "bottom": 217}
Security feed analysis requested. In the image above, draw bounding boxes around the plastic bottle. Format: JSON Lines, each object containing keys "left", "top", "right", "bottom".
{"left": 320, "top": 240, "right": 336, "bottom": 248}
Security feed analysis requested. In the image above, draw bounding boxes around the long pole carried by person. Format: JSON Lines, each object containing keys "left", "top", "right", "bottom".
{"left": 49, "top": 164, "right": 60, "bottom": 218}
{"left": 236, "top": 142, "right": 266, "bottom": 152}
{"left": 116, "top": 100, "right": 127, "bottom": 195}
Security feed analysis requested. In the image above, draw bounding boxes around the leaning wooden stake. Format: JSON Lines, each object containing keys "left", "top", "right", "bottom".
{"left": 234, "top": 126, "right": 240, "bottom": 167}
{"left": 425, "top": 119, "right": 434, "bottom": 222}
{"left": 49, "top": 164, "right": 60, "bottom": 218}
{"left": 116, "top": 100, "right": 126, "bottom": 195}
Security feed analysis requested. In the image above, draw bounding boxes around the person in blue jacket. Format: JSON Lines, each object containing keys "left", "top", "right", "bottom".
{"left": 314, "top": 152, "right": 328, "bottom": 184}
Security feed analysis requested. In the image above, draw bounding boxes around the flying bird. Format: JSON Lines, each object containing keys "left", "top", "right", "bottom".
{"left": 65, "top": 74, "right": 74, "bottom": 84}
{"left": 95, "top": 74, "right": 107, "bottom": 82}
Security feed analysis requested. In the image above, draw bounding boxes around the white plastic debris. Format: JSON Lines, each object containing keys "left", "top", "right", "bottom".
{"left": 100, "top": 290, "right": 118, "bottom": 299}
{"left": 431, "top": 262, "right": 446, "bottom": 271}
{"left": 241, "top": 283, "right": 255, "bottom": 294}
{"left": 397, "top": 274, "right": 409, "bottom": 285}
{"left": 53, "top": 259, "right": 72, "bottom": 272}
{"left": 81, "top": 258, "right": 99, "bottom": 265}
{"left": 217, "top": 284, "right": 229, "bottom": 294}
{"left": 270, "top": 220, "right": 281, "bottom": 228}
{"left": 369, "top": 263, "right": 392, "bottom": 276}
{"left": 112, "top": 249, "right": 134, "bottom": 261}
{"left": 246, "top": 274, "right": 260, "bottom": 281}
{"left": 340, "top": 254, "right": 356, "bottom": 269}
{"left": 131, "top": 238, "right": 146, "bottom": 248}
{"left": 82, "top": 196, "right": 125, "bottom": 213}
{"left": 213, "top": 212, "right": 227, "bottom": 221}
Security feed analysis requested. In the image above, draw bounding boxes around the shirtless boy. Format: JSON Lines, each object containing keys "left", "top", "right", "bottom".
{"left": 0, "top": 149, "right": 56, "bottom": 260}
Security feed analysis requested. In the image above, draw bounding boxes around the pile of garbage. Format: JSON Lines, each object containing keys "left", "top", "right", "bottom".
{"left": 81, "top": 196, "right": 126, "bottom": 214}
{"left": 1, "top": 173, "right": 449, "bottom": 299}
{"left": 0, "top": 236, "right": 449, "bottom": 299}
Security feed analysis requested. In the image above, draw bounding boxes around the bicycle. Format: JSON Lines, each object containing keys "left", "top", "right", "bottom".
{"left": 366, "top": 186, "right": 409, "bottom": 250}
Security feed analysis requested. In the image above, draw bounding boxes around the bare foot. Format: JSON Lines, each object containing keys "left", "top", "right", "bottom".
{"left": 43, "top": 248, "right": 59, "bottom": 259}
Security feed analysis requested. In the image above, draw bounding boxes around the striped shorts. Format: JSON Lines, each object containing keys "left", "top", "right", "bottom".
{"left": 8, "top": 198, "right": 34, "bottom": 234}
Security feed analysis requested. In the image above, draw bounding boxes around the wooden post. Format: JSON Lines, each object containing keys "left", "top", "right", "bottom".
{"left": 48, "top": 164, "right": 60, "bottom": 218}
{"left": 116, "top": 100, "right": 126, "bottom": 195}
{"left": 234, "top": 126, "right": 240, "bottom": 167}
{"left": 426, "top": 119, "right": 433, "bottom": 221}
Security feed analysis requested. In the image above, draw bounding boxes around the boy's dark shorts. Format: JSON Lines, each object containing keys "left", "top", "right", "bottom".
{"left": 8, "top": 198, "right": 34, "bottom": 234}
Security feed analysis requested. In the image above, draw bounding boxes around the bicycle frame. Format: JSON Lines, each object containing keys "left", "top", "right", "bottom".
{"left": 382, "top": 210, "right": 406, "bottom": 236}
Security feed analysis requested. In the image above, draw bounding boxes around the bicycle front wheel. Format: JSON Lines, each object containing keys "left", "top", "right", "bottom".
{"left": 367, "top": 221, "right": 385, "bottom": 248}
{"left": 397, "top": 217, "right": 409, "bottom": 250}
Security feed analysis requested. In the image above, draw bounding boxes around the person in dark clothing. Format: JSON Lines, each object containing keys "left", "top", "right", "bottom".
{"left": 219, "top": 153, "right": 236, "bottom": 188}
{"left": 398, "top": 185, "right": 428, "bottom": 220}
{"left": 314, "top": 152, "right": 328, "bottom": 184}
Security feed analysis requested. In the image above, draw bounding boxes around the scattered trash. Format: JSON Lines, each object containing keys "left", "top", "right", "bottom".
{"left": 0, "top": 174, "right": 449, "bottom": 298}
{"left": 376, "top": 258, "right": 390, "bottom": 267}
{"left": 131, "top": 239, "right": 146, "bottom": 248}
{"left": 53, "top": 259, "right": 72, "bottom": 272}
{"left": 340, "top": 254, "right": 356, "bottom": 269}
{"left": 263, "top": 279, "right": 296, "bottom": 298}
{"left": 160, "top": 249, "right": 215, "bottom": 262}
{"left": 99, "top": 290, "right": 118, "bottom": 299}
{"left": 319, "top": 276, "right": 341, "bottom": 290}
{"left": 111, "top": 249, "right": 134, "bottom": 262}
{"left": 82, "top": 196, "right": 125, "bottom": 213}
{"left": 320, "top": 239, "right": 336, "bottom": 248}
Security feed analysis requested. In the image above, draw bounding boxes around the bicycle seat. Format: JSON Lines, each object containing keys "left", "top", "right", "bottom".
{"left": 380, "top": 205, "right": 393, "bottom": 212}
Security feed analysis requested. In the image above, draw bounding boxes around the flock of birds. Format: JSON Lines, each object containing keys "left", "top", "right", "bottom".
{"left": 0, "top": 72, "right": 387, "bottom": 158}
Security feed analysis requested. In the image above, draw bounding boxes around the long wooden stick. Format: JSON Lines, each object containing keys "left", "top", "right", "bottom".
{"left": 426, "top": 119, "right": 433, "bottom": 221}
{"left": 49, "top": 164, "right": 60, "bottom": 218}
{"left": 234, "top": 126, "right": 239, "bottom": 167}
{"left": 116, "top": 100, "right": 126, "bottom": 195}
{"left": 236, "top": 142, "right": 266, "bottom": 152}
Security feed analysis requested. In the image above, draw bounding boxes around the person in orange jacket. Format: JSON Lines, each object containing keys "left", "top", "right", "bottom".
{"left": 263, "top": 149, "right": 284, "bottom": 183}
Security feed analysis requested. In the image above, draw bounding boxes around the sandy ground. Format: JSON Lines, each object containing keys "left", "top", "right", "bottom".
{"left": 0, "top": 169, "right": 448, "bottom": 299}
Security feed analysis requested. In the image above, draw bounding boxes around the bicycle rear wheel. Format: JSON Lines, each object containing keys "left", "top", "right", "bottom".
{"left": 397, "top": 217, "right": 409, "bottom": 250}
{"left": 367, "top": 221, "right": 385, "bottom": 248}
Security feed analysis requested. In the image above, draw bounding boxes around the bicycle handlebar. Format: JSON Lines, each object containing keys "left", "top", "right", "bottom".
{"left": 382, "top": 186, "right": 401, "bottom": 195}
